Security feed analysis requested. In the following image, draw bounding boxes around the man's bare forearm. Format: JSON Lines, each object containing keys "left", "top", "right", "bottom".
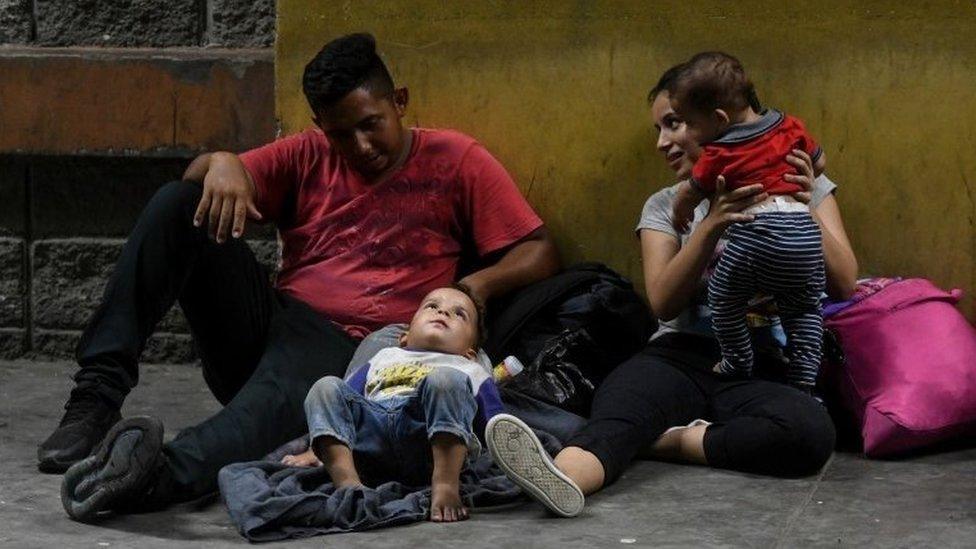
{"left": 459, "top": 227, "right": 561, "bottom": 304}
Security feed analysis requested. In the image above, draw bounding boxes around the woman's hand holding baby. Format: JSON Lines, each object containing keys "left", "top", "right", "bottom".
{"left": 784, "top": 148, "right": 818, "bottom": 206}
{"left": 699, "top": 176, "right": 767, "bottom": 236}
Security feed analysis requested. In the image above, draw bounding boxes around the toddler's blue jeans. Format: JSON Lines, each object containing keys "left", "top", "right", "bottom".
{"left": 305, "top": 368, "right": 478, "bottom": 485}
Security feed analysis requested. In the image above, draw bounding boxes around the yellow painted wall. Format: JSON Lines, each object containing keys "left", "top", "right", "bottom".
{"left": 276, "top": 1, "right": 976, "bottom": 318}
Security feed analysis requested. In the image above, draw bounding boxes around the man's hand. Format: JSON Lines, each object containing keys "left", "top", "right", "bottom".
{"left": 456, "top": 276, "right": 490, "bottom": 308}
{"left": 191, "top": 152, "right": 263, "bottom": 243}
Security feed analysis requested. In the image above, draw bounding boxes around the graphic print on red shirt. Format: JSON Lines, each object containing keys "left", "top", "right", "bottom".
{"left": 240, "top": 128, "right": 543, "bottom": 339}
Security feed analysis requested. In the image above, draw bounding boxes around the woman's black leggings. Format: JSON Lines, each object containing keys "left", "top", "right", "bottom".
{"left": 567, "top": 333, "right": 835, "bottom": 484}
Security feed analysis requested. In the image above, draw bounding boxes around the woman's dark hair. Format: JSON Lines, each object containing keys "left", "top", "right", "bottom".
{"left": 647, "top": 62, "right": 686, "bottom": 103}
{"left": 302, "top": 33, "right": 395, "bottom": 113}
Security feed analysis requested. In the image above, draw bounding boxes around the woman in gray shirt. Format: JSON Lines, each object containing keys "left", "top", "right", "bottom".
{"left": 487, "top": 62, "right": 858, "bottom": 518}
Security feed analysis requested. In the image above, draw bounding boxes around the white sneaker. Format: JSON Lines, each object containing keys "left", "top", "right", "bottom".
{"left": 485, "top": 414, "right": 584, "bottom": 518}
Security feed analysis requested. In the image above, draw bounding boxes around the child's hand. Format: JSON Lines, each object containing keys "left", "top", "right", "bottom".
{"left": 673, "top": 202, "right": 696, "bottom": 234}
{"left": 281, "top": 448, "right": 322, "bottom": 468}
{"left": 672, "top": 182, "right": 702, "bottom": 234}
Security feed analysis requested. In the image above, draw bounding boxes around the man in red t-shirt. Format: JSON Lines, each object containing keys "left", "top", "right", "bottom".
{"left": 49, "top": 33, "right": 560, "bottom": 521}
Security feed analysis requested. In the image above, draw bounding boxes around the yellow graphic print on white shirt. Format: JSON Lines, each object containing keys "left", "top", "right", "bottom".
{"left": 365, "top": 362, "right": 434, "bottom": 397}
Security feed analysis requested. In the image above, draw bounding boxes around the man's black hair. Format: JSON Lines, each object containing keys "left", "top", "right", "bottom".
{"left": 302, "top": 33, "right": 395, "bottom": 113}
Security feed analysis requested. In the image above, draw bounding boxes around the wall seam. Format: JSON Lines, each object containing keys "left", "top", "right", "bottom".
{"left": 23, "top": 160, "right": 34, "bottom": 353}
{"left": 201, "top": 0, "right": 211, "bottom": 46}
{"left": 28, "top": 0, "right": 37, "bottom": 42}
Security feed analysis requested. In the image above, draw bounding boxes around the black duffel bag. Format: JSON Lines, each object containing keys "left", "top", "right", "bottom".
{"left": 484, "top": 262, "right": 656, "bottom": 416}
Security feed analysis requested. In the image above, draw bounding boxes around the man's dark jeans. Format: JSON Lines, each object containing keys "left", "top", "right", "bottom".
{"left": 74, "top": 180, "right": 356, "bottom": 500}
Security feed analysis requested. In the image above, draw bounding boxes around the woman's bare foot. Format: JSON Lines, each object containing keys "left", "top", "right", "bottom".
{"left": 280, "top": 448, "right": 322, "bottom": 467}
{"left": 641, "top": 419, "right": 710, "bottom": 464}
{"left": 430, "top": 481, "right": 468, "bottom": 522}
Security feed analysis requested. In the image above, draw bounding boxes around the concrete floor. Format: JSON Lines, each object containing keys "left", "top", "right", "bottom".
{"left": 1, "top": 360, "right": 974, "bottom": 548}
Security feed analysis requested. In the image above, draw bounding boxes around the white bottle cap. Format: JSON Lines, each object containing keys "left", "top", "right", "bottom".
{"left": 503, "top": 355, "right": 524, "bottom": 376}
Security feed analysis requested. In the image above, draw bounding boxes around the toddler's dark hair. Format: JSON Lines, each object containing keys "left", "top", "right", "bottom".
{"left": 302, "top": 33, "right": 395, "bottom": 113}
{"left": 667, "top": 51, "right": 760, "bottom": 115}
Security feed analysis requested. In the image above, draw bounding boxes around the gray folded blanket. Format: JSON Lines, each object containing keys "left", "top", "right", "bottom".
{"left": 218, "top": 431, "right": 562, "bottom": 542}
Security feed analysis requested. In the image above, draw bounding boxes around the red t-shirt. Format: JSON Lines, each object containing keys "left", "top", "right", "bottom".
{"left": 240, "top": 128, "right": 543, "bottom": 339}
{"left": 691, "top": 109, "right": 822, "bottom": 195}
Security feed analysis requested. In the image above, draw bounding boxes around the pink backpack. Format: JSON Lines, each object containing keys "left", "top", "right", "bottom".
{"left": 820, "top": 278, "right": 976, "bottom": 457}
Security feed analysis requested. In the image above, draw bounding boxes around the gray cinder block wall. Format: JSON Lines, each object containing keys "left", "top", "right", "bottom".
{"left": 0, "top": 1, "right": 277, "bottom": 363}
{"left": 0, "top": 0, "right": 275, "bottom": 47}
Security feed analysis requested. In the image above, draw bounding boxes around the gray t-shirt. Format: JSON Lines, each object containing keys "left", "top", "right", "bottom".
{"left": 636, "top": 175, "right": 838, "bottom": 343}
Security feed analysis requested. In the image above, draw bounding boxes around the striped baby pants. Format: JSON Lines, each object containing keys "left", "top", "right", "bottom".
{"left": 709, "top": 210, "right": 826, "bottom": 389}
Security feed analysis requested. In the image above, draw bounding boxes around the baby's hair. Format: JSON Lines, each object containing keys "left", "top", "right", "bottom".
{"left": 450, "top": 282, "right": 486, "bottom": 349}
{"left": 649, "top": 60, "right": 762, "bottom": 111}
{"left": 668, "top": 51, "right": 759, "bottom": 115}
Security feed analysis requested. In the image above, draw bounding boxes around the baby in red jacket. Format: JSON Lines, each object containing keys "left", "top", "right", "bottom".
{"left": 669, "top": 51, "right": 827, "bottom": 392}
{"left": 670, "top": 53, "right": 826, "bottom": 232}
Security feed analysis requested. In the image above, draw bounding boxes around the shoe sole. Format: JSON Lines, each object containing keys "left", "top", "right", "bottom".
{"left": 61, "top": 416, "right": 163, "bottom": 522}
{"left": 486, "top": 414, "right": 584, "bottom": 518}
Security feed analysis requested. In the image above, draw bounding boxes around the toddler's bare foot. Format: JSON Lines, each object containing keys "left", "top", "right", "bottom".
{"left": 280, "top": 449, "right": 322, "bottom": 468}
{"left": 311, "top": 435, "right": 364, "bottom": 489}
{"left": 430, "top": 482, "right": 468, "bottom": 522}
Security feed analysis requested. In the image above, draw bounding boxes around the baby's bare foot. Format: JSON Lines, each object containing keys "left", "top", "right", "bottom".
{"left": 430, "top": 482, "right": 468, "bottom": 522}
{"left": 280, "top": 450, "right": 322, "bottom": 468}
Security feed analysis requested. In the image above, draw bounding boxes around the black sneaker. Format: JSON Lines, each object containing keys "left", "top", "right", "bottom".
{"left": 37, "top": 389, "right": 122, "bottom": 473}
{"left": 61, "top": 416, "right": 165, "bottom": 522}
